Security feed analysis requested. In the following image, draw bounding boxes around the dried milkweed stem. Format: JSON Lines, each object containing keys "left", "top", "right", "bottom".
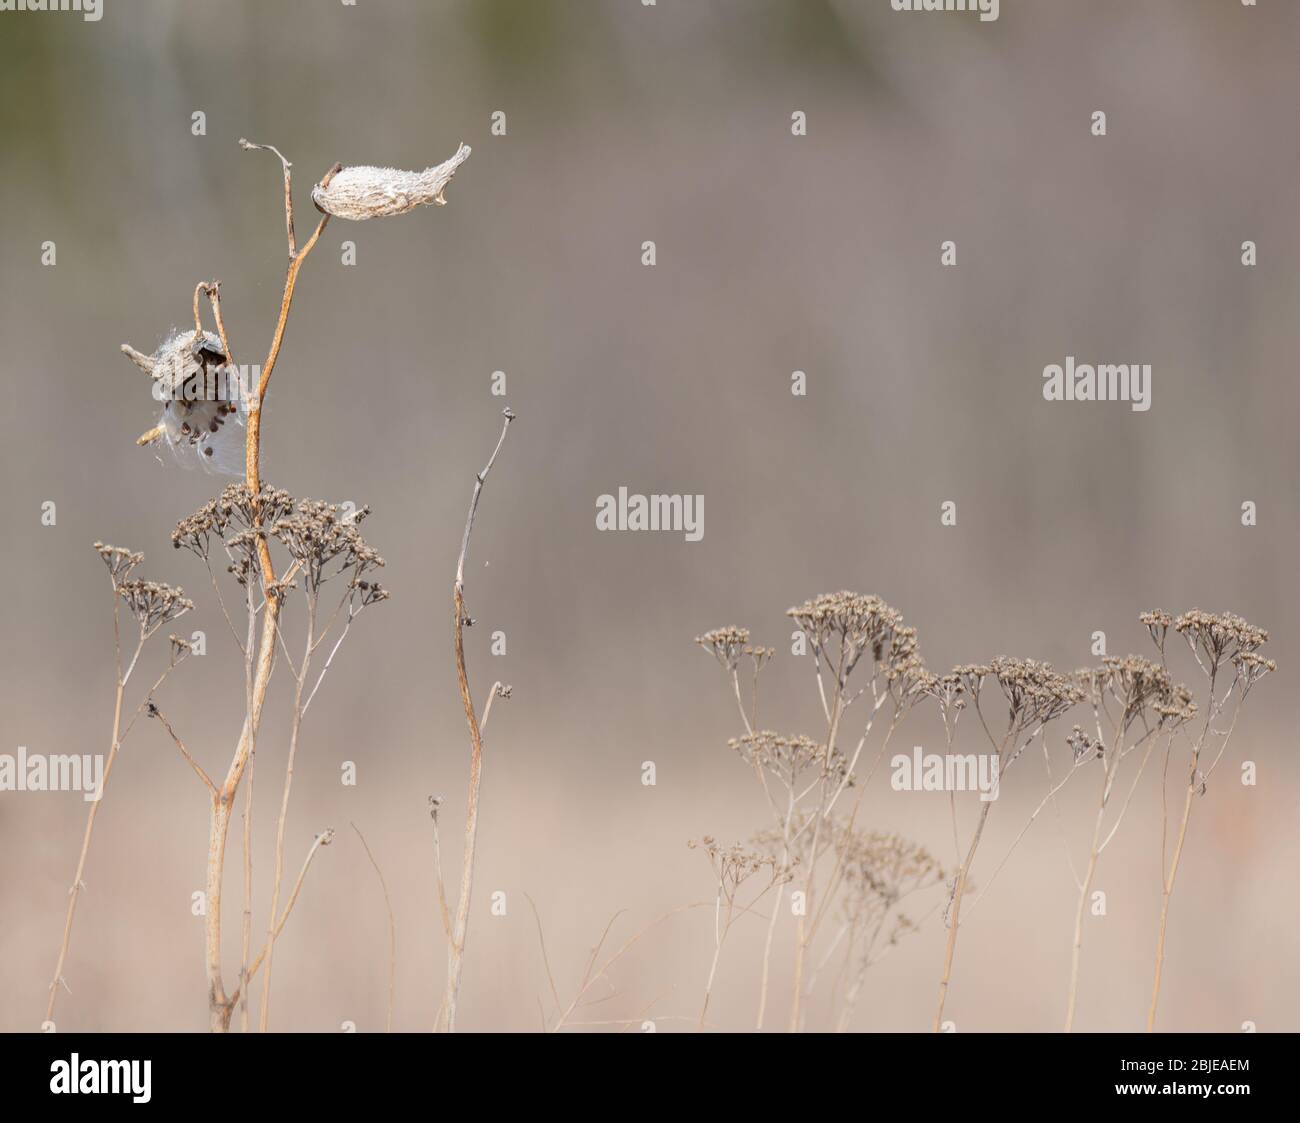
{"left": 438, "top": 407, "right": 515, "bottom": 1033}
{"left": 203, "top": 138, "right": 335, "bottom": 1032}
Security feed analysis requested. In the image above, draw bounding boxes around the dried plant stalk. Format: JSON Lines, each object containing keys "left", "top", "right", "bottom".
{"left": 352, "top": 823, "right": 397, "bottom": 1033}
{"left": 44, "top": 551, "right": 191, "bottom": 1025}
{"left": 437, "top": 407, "right": 515, "bottom": 1032}
{"left": 1143, "top": 610, "right": 1272, "bottom": 1031}
{"left": 201, "top": 140, "right": 333, "bottom": 1033}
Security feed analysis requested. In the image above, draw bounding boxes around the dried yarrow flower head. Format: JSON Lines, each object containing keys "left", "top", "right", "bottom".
{"left": 271, "top": 499, "right": 385, "bottom": 594}
{"left": 983, "top": 657, "right": 1083, "bottom": 733}
{"left": 173, "top": 483, "right": 296, "bottom": 556}
{"left": 222, "top": 530, "right": 264, "bottom": 587}
{"left": 1172, "top": 609, "right": 1269, "bottom": 671}
{"left": 310, "top": 143, "right": 471, "bottom": 220}
{"left": 173, "top": 485, "right": 296, "bottom": 588}
{"left": 922, "top": 671, "right": 967, "bottom": 716}
{"left": 353, "top": 579, "right": 390, "bottom": 607}
{"left": 729, "top": 730, "right": 850, "bottom": 785}
{"left": 1065, "top": 724, "right": 1103, "bottom": 762}
{"left": 785, "top": 591, "right": 910, "bottom": 687}
{"left": 117, "top": 579, "right": 193, "bottom": 634}
{"left": 695, "top": 626, "right": 751, "bottom": 671}
{"left": 168, "top": 634, "right": 194, "bottom": 666}
{"left": 121, "top": 329, "right": 245, "bottom": 474}
{"left": 688, "top": 837, "right": 793, "bottom": 894}
{"left": 1232, "top": 650, "right": 1276, "bottom": 692}
{"left": 835, "top": 827, "right": 945, "bottom": 922}
{"left": 750, "top": 814, "right": 811, "bottom": 864}
{"left": 93, "top": 541, "right": 143, "bottom": 584}
{"left": 1154, "top": 690, "right": 1197, "bottom": 727}
{"left": 1139, "top": 609, "right": 1173, "bottom": 653}
{"left": 1079, "top": 655, "right": 1192, "bottom": 733}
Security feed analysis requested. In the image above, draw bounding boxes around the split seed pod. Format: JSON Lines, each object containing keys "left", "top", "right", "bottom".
{"left": 310, "top": 143, "right": 471, "bottom": 220}
{"left": 122, "top": 329, "right": 246, "bottom": 474}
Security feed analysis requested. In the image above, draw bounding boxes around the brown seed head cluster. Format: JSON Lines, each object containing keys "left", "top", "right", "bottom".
{"left": 729, "top": 730, "right": 850, "bottom": 785}
{"left": 1078, "top": 655, "right": 1195, "bottom": 732}
{"left": 118, "top": 579, "right": 193, "bottom": 633}
{"left": 173, "top": 483, "right": 295, "bottom": 559}
{"left": 786, "top": 591, "right": 918, "bottom": 688}
{"left": 271, "top": 499, "right": 385, "bottom": 594}
{"left": 93, "top": 541, "right": 144, "bottom": 583}
{"left": 695, "top": 626, "right": 751, "bottom": 671}
{"left": 1173, "top": 609, "right": 1269, "bottom": 667}
{"left": 688, "top": 836, "right": 793, "bottom": 894}
{"left": 1139, "top": 609, "right": 1174, "bottom": 651}
{"left": 1233, "top": 650, "right": 1276, "bottom": 690}
{"left": 1065, "top": 724, "right": 1104, "bottom": 762}
{"left": 985, "top": 657, "right": 1084, "bottom": 731}
{"left": 836, "top": 827, "right": 945, "bottom": 920}
{"left": 750, "top": 813, "right": 818, "bottom": 869}
{"left": 921, "top": 671, "right": 968, "bottom": 715}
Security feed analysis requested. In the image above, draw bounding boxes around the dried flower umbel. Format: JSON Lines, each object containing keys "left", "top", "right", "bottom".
{"left": 695, "top": 588, "right": 1278, "bottom": 1033}
{"left": 786, "top": 591, "right": 909, "bottom": 693}
{"left": 688, "top": 837, "right": 793, "bottom": 1029}
{"left": 696, "top": 591, "right": 931, "bottom": 1032}
{"left": 1057, "top": 654, "right": 1195, "bottom": 1031}
{"left": 729, "top": 731, "right": 850, "bottom": 788}
{"left": 45, "top": 544, "right": 194, "bottom": 1024}
{"left": 170, "top": 482, "right": 395, "bottom": 1032}
{"left": 117, "top": 580, "right": 194, "bottom": 635}
{"left": 830, "top": 827, "right": 945, "bottom": 1032}
{"left": 1143, "top": 608, "right": 1273, "bottom": 1031}
{"left": 929, "top": 655, "right": 1083, "bottom": 1031}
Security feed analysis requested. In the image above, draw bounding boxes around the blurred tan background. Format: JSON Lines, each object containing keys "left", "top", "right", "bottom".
{"left": 1, "top": 0, "right": 1296, "bottom": 1032}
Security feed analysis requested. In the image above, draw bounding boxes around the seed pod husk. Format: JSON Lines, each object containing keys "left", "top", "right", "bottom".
{"left": 311, "top": 143, "right": 471, "bottom": 220}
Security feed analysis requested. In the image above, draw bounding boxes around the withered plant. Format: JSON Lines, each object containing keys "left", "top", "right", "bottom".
{"left": 928, "top": 658, "right": 1083, "bottom": 1030}
{"left": 1057, "top": 652, "right": 1195, "bottom": 1032}
{"left": 688, "top": 836, "right": 793, "bottom": 1029}
{"left": 47, "top": 135, "right": 476, "bottom": 1033}
{"left": 1140, "top": 609, "right": 1273, "bottom": 1031}
{"left": 431, "top": 407, "right": 516, "bottom": 1032}
{"left": 44, "top": 547, "right": 193, "bottom": 1026}
{"left": 696, "top": 592, "right": 940, "bottom": 1032}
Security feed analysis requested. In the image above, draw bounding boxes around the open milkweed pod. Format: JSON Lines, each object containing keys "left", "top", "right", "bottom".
{"left": 310, "top": 143, "right": 471, "bottom": 220}
{"left": 122, "top": 329, "right": 246, "bottom": 475}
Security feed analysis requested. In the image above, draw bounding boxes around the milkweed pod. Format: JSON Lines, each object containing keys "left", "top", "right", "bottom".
{"left": 311, "top": 143, "right": 471, "bottom": 220}
{"left": 122, "top": 329, "right": 246, "bottom": 475}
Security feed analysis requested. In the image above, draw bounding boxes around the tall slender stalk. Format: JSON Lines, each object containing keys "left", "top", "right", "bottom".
{"left": 437, "top": 408, "right": 515, "bottom": 1032}
{"left": 203, "top": 139, "right": 333, "bottom": 1033}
